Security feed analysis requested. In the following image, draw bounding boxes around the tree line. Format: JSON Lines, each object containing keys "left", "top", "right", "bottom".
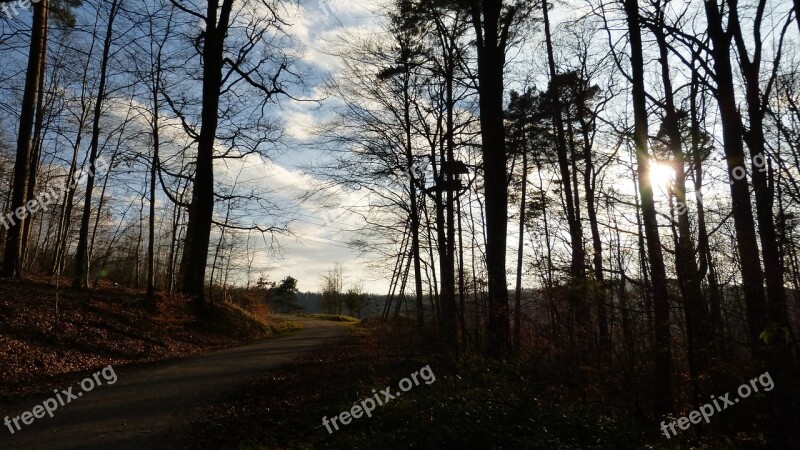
{"left": 314, "top": 0, "right": 799, "bottom": 439}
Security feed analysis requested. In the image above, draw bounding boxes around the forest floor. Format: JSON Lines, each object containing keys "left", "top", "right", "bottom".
{"left": 179, "top": 323, "right": 663, "bottom": 450}
{"left": 179, "top": 322, "right": 788, "bottom": 449}
{"left": 0, "top": 277, "right": 298, "bottom": 400}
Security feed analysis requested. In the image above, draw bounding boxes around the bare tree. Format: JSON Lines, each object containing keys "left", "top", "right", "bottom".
{"left": 73, "top": 0, "right": 121, "bottom": 288}
{"left": 469, "top": 0, "right": 524, "bottom": 357}
{"left": 622, "top": 0, "right": 673, "bottom": 415}
{"left": 171, "top": 0, "right": 294, "bottom": 300}
{"left": 2, "top": 0, "right": 48, "bottom": 277}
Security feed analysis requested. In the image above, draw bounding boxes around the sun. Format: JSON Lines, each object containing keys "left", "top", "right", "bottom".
{"left": 649, "top": 160, "right": 674, "bottom": 189}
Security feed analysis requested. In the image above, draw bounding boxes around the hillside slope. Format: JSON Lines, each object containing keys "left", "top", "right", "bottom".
{"left": 0, "top": 278, "right": 292, "bottom": 399}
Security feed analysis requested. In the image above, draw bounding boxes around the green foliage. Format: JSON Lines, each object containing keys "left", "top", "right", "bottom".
{"left": 344, "top": 288, "right": 366, "bottom": 318}
{"left": 331, "top": 359, "right": 651, "bottom": 449}
{"left": 266, "top": 276, "right": 301, "bottom": 313}
{"left": 296, "top": 313, "right": 360, "bottom": 323}
{"left": 51, "top": 0, "right": 83, "bottom": 27}
{"left": 759, "top": 323, "right": 790, "bottom": 345}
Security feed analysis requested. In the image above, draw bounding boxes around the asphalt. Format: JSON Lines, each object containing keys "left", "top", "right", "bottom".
{"left": 0, "top": 315, "right": 350, "bottom": 449}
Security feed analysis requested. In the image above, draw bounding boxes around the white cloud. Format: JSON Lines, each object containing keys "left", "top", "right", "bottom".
{"left": 286, "top": 0, "right": 388, "bottom": 72}
{"left": 284, "top": 110, "right": 319, "bottom": 141}
{"left": 210, "top": 151, "right": 387, "bottom": 292}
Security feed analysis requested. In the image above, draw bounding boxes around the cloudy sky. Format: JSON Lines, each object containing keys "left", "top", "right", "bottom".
{"left": 229, "top": 0, "right": 391, "bottom": 293}
{"left": 0, "top": 0, "right": 587, "bottom": 295}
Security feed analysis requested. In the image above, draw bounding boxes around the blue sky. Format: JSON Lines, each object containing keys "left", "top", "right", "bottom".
{"left": 220, "top": 0, "right": 392, "bottom": 293}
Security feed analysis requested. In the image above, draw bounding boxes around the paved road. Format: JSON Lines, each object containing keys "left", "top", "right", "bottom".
{"left": 0, "top": 316, "right": 350, "bottom": 449}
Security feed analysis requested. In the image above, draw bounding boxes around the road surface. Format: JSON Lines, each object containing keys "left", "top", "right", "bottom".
{"left": 0, "top": 315, "right": 350, "bottom": 449}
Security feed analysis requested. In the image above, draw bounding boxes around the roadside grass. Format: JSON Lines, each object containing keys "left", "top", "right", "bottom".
{"left": 296, "top": 313, "right": 361, "bottom": 323}
{"left": 194, "top": 302, "right": 271, "bottom": 338}
{"left": 194, "top": 302, "right": 300, "bottom": 338}
{"left": 268, "top": 316, "right": 303, "bottom": 335}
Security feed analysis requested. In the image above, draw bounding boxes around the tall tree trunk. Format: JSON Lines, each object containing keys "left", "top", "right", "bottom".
{"left": 467, "top": 186, "right": 482, "bottom": 348}
{"left": 3, "top": 0, "right": 48, "bottom": 278}
{"left": 731, "top": 1, "right": 789, "bottom": 333}
{"left": 402, "top": 64, "right": 424, "bottom": 329}
{"left": 703, "top": 0, "right": 768, "bottom": 355}
{"left": 73, "top": 0, "right": 120, "bottom": 288}
{"left": 652, "top": 11, "right": 709, "bottom": 420}
{"left": 533, "top": 152, "right": 554, "bottom": 293}
{"left": 689, "top": 60, "right": 723, "bottom": 345}
{"left": 542, "top": 0, "right": 588, "bottom": 362}
{"left": 513, "top": 147, "right": 527, "bottom": 350}
{"left": 729, "top": 3, "right": 798, "bottom": 443}
{"left": 440, "top": 54, "right": 458, "bottom": 348}
{"left": 542, "top": 0, "right": 584, "bottom": 284}
{"left": 167, "top": 188, "right": 185, "bottom": 294}
{"left": 613, "top": 214, "right": 635, "bottom": 360}
{"left": 51, "top": 17, "right": 99, "bottom": 276}
{"left": 209, "top": 198, "right": 233, "bottom": 305}
{"left": 179, "top": 0, "right": 235, "bottom": 300}
{"left": 433, "top": 139, "right": 448, "bottom": 332}
{"left": 623, "top": 0, "right": 673, "bottom": 415}
{"left": 580, "top": 112, "right": 609, "bottom": 358}
{"left": 794, "top": 0, "right": 800, "bottom": 33}
{"left": 21, "top": 19, "right": 49, "bottom": 268}
{"left": 147, "top": 47, "right": 163, "bottom": 297}
{"left": 422, "top": 196, "right": 440, "bottom": 321}
{"left": 147, "top": 108, "right": 159, "bottom": 297}
{"left": 456, "top": 195, "right": 471, "bottom": 350}
{"left": 135, "top": 196, "right": 145, "bottom": 288}
{"left": 471, "top": 0, "right": 513, "bottom": 356}
{"left": 631, "top": 158, "right": 654, "bottom": 344}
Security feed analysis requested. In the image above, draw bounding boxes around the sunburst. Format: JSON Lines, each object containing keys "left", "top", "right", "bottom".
{"left": 649, "top": 160, "right": 674, "bottom": 189}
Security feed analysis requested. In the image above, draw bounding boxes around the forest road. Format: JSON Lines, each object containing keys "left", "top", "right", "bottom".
{"left": 0, "top": 315, "right": 350, "bottom": 449}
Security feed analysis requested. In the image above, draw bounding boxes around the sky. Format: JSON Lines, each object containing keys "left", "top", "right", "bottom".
{"left": 175, "top": 0, "right": 796, "bottom": 295}
{"left": 226, "top": 0, "right": 391, "bottom": 293}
